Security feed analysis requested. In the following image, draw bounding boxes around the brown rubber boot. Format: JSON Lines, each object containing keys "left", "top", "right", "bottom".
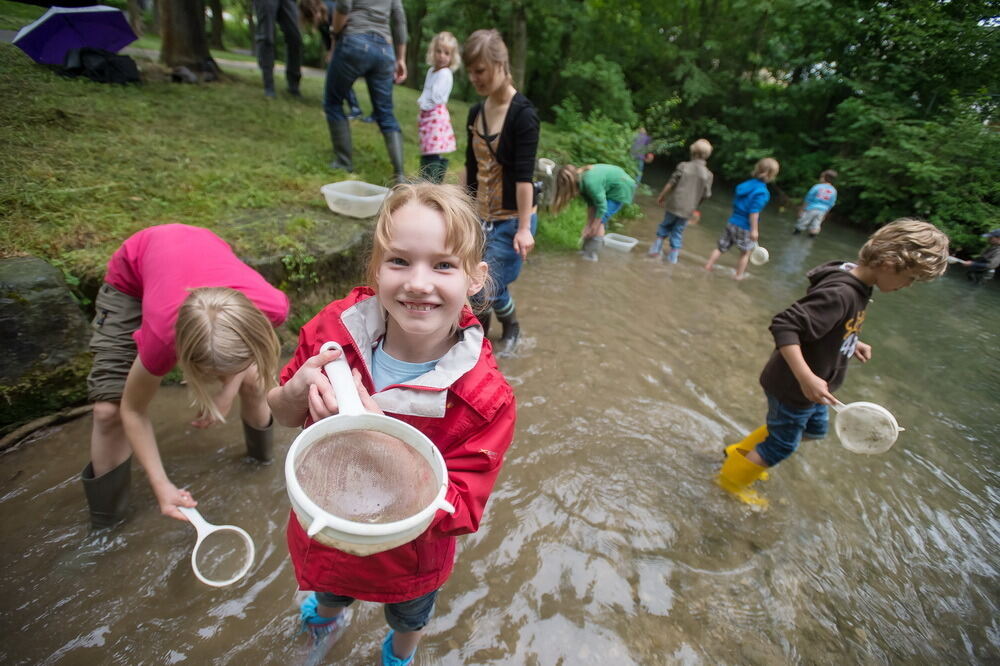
{"left": 81, "top": 457, "right": 131, "bottom": 529}
{"left": 244, "top": 416, "right": 274, "bottom": 462}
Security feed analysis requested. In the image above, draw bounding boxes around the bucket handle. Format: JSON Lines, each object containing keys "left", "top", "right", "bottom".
{"left": 320, "top": 341, "right": 365, "bottom": 417}
{"left": 437, "top": 497, "right": 456, "bottom": 514}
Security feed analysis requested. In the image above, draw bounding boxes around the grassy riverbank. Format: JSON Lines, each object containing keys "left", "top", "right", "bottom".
{"left": 0, "top": 32, "right": 596, "bottom": 309}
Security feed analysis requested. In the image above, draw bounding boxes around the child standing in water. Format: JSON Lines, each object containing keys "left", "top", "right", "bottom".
{"left": 648, "top": 138, "right": 714, "bottom": 263}
{"left": 704, "top": 157, "right": 779, "bottom": 280}
{"left": 551, "top": 163, "right": 637, "bottom": 261}
{"left": 718, "top": 219, "right": 949, "bottom": 507}
{"left": 268, "top": 183, "right": 516, "bottom": 665}
{"left": 417, "top": 31, "right": 460, "bottom": 183}
{"left": 83, "top": 224, "right": 288, "bottom": 527}
{"left": 793, "top": 169, "right": 838, "bottom": 238}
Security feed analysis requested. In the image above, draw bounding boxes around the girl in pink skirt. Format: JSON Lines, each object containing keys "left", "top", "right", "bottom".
{"left": 417, "top": 31, "right": 460, "bottom": 183}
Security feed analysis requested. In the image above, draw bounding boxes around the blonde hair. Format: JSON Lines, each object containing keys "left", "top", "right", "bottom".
{"left": 753, "top": 157, "right": 780, "bottom": 182}
{"left": 366, "top": 183, "right": 491, "bottom": 304}
{"left": 858, "top": 218, "right": 949, "bottom": 281}
{"left": 690, "top": 139, "right": 713, "bottom": 160}
{"left": 175, "top": 287, "right": 281, "bottom": 422}
{"left": 462, "top": 29, "right": 511, "bottom": 82}
{"left": 551, "top": 164, "right": 594, "bottom": 215}
{"left": 426, "top": 31, "right": 461, "bottom": 71}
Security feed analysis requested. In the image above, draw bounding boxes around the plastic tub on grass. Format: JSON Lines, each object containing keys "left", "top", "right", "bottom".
{"left": 603, "top": 233, "right": 639, "bottom": 252}
{"left": 321, "top": 181, "right": 390, "bottom": 218}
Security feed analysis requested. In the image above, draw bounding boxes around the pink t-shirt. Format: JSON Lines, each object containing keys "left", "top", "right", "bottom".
{"left": 104, "top": 224, "right": 290, "bottom": 376}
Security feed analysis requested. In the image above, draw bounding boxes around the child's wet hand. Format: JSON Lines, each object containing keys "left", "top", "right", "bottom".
{"left": 156, "top": 482, "right": 197, "bottom": 521}
{"left": 307, "top": 382, "right": 340, "bottom": 422}
{"left": 853, "top": 341, "right": 872, "bottom": 363}
{"left": 353, "top": 369, "right": 384, "bottom": 415}
{"left": 799, "top": 374, "right": 834, "bottom": 405}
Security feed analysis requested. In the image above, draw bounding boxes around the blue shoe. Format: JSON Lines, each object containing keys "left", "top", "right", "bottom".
{"left": 360, "top": 115, "right": 376, "bottom": 123}
{"left": 665, "top": 249, "right": 680, "bottom": 264}
{"left": 346, "top": 108, "right": 363, "bottom": 120}
{"left": 381, "top": 630, "right": 415, "bottom": 666}
{"left": 647, "top": 237, "right": 664, "bottom": 256}
{"left": 299, "top": 593, "right": 351, "bottom": 645}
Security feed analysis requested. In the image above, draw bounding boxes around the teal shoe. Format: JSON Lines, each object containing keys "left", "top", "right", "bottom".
{"left": 299, "top": 593, "right": 351, "bottom": 645}
{"left": 381, "top": 630, "right": 415, "bottom": 666}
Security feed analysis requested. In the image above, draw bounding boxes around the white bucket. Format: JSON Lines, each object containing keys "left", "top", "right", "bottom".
{"left": 284, "top": 342, "right": 455, "bottom": 555}
{"left": 603, "top": 233, "right": 638, "bottom": 252}
{"left": 321, "top": 181, "right": 390, "bottom": 218}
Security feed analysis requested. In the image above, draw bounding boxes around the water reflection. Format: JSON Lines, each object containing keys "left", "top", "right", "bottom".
{"left": 1, "top": 193, "right": 998, "bottom": 664}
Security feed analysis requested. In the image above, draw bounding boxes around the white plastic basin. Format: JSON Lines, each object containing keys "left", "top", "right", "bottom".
{"left": 603, "top": 233, "right": 639, "bottom": 252}
{"left": 321, "top": 181, "right": 390, "bottom": 218}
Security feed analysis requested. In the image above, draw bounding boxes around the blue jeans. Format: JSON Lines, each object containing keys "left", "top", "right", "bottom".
{"left": 601, "top": 200, "right": 624, "bottom": 225}
{"left": 756, "top": 393, "right": 829, "bottom": 467}
{"left": 316, "top": 589, "right": 437, "bottom": 632}
{"left": 324, "top": 33, "right": 399, "bottom": 132}
{"left": 478, "top": 213, "right": 538, "bottom": 315}
{"left": 655, "top": 212, "right": 689, "bottom": 249}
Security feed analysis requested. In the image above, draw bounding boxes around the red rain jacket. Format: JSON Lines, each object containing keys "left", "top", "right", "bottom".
{"left": 283, "top": 287, "right": 516, "bottom": 602}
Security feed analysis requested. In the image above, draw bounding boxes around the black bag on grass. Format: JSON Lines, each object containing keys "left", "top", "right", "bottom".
{"left": 60, "top": 48, "right": 140, "bottom": 85}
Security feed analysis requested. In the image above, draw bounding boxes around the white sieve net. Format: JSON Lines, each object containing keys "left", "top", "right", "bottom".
{"left": 295, "top": 430, "right": 437, "bottom": 524}
{"left": 835, "top": 404, "right": 898, "bottom": 454}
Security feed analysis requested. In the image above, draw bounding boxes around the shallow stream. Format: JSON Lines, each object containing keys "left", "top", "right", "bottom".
{"left": 2, "top": 192, "right": 998, "bottom": 664}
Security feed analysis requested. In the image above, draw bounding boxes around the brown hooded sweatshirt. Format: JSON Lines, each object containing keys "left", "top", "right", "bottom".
{"left": 760, "top": 261, "right": 873, "bottom": 409}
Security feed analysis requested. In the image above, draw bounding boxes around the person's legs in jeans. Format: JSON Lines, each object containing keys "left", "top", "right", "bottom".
{"left": 275, "top": 0, "right": 302, "bottom": 94}
{"left": 753, "top": 394, "right": 813, "bottom": 467}
{"left": 382, "top": 590, "right": 438, "bottom": 664}
{"left": 362, "top": 34, "right": 404, "bottom": 182}
{"left": 484, "top": 214, "right": 537, "bottom": 355}
{"left": 253, "top": 0, "right": 278, "bottom": 96}
{"left": 323, "top": 36, "right": 363, "bottom": 170}
{"left": 345, "top": 87, "right": 363, "bottom": 118}
{"left": 802, "top": 403, "right": 829, "bottom": 440}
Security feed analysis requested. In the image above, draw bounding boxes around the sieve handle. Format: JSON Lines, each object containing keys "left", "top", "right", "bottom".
{"left": 320, "top": 341, "right": 366, "bottom": 416}
{"left": 178, "top": 505, "right": 212, "bottom": 540}
{"left": 436, "top": 498, "right": 456, "bottom": 514}
{"left": 830, "top": 399, "right": 846, "bottom": 413}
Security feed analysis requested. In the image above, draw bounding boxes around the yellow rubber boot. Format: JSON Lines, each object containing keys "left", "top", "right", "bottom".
{"left": 725, "top": 426, "right": 769, "bottom": 481}
{"left": 716, "top": 449, "right": 770, "bottom": 507}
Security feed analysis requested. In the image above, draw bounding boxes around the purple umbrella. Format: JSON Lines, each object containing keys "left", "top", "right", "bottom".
{"left": 13, "top": 5, "right": 137, "bottom": 66}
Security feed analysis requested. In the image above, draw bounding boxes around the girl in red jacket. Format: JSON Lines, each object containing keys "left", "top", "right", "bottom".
{"left": 268, "top": 183, "right": 516, "bottom": 666}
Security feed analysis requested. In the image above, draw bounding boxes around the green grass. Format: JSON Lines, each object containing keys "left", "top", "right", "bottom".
{"left": 0, "top": 35, "right": 584, "bottom": 291}
{"left": 0, "top": 0, "right": 43, "bottom": 30}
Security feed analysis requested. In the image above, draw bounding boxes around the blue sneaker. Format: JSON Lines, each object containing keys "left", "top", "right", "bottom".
{"left": 381, "top": 630, "right": 415, "bottom": 666}
{"left": 299, "top": 593, "right": 351, "bottom": 645}
{"left": 665, "top": 249, "right": 680, "bottom": 264}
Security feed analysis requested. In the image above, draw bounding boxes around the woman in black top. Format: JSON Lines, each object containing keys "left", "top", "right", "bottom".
{"left": 459, "top": 29, "right": 539, "bottom": 356}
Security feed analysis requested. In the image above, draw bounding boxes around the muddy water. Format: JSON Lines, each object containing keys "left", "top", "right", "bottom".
{"left": 2, "top": 193, "right": 998, "bottom": 664}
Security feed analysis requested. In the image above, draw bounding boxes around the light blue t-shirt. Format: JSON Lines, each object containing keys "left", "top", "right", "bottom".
{"left": 728, "top": 178, "right": 771, "bottom": 230}
{"left": 804, "top": 183, "right": 837, "bottom": 212}
{"left": 371, "top": 339, "right": 439, "bottom": 391}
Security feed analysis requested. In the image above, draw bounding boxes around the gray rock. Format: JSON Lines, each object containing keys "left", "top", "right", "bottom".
{"left": 0, "top": 257, "right": 92, "bottom": 426}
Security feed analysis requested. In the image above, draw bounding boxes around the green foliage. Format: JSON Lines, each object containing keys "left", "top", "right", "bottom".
{"left": 642, "top": 97, "right": 684, "bottom": 156}
{"left": 827, "top": 98, "right": 1000, "bottom": 252}
{"left": 535, "top": 199, "right": 587, "bottom": 252}
{"left": 557, "top": 55, "right": 637, "bottom": 126}
{"left": 548, "top": 98, "right": 636, "bottom": 173}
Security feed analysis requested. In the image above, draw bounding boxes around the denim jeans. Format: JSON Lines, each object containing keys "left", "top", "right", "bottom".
{"left": 756, "top": 393, "right": 829, "bottom": 467}
{"left": 655, "top": 211, "right": 689, "bottom": 249}
{"left": 316, "top": 589, "right": 438, "bottom": 632}
{"left": 601, "top": 200, "right": 624, "bottom": 225}
{"left": 324, "top": 32, "right": 399, "bottom": 132}
{"left": 253, "top": 0, "right": 302, "bottom": 89}
{"left": 477, "top": 213, "right": 538, "bottom": 315}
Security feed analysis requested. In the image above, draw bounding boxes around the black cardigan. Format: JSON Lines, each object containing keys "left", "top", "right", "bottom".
{"left": 464, "top": 92, "right": 540, "bottom": 212}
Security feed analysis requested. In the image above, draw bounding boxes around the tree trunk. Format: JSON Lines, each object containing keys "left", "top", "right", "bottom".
{"left": 127, "top": 0, "right": 145, "bottom": 37}
{"left": 208, "top": 0, "right": 225, "bottom": 50}
{"left": 403, "top": 0, "right": 428, "bottom": 90}
{"left": 160, "top": 0, "right": 220, "bottom": 75}
{"left": 509, "top": 1, "right": 527, "bottom": 91}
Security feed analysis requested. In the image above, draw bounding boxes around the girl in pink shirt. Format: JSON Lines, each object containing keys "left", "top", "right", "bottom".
{"left": 82, "top": 224, "right": 289, "bottom": 528}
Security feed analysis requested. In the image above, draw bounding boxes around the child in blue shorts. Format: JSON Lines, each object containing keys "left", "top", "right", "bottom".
{"left": 717, "top": 219, "right": 950, "bottom": 507}
{"left": 704, "top": 157, "right": 779, "bottom": 280}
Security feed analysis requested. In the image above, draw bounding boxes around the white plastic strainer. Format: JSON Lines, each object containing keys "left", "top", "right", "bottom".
{"left": 284, "top": 341, "right": 455, "bottom": 556}
{"left": 177, "top": 506, "right": 254, "bottom": 587}
{"left": 832, "top": 400, "right": 904, "bottom": 455}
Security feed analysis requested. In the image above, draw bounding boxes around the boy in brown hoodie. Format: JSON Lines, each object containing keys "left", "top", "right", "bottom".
{"left": 717, "top": 219, "right": 949, "bottom": 507}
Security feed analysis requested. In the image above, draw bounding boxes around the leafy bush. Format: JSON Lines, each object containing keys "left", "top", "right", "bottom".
{"left": 547, "top": 97, "right": 636, "bottom": 173}
{"left": 642, "top": 96, "right": 685, "bottom": 156}
{"left": 558, "top": 55, "right": 637, "bottom": 126}
{"left": 827, "top": 97, "right": 1000, "bottom": 252}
